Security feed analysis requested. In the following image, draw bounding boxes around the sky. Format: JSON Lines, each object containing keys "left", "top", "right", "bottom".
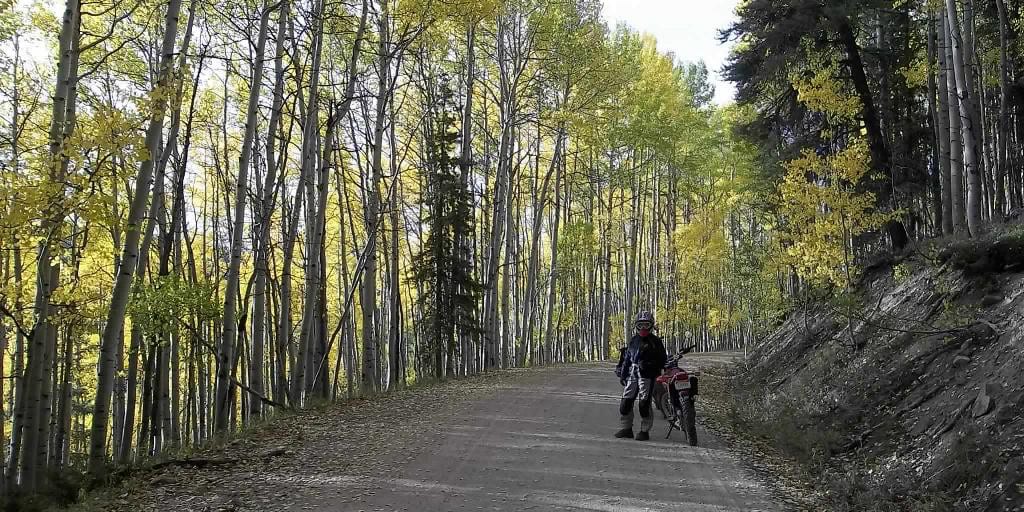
{"left": 602, "top": 0, "right": 741, "bottom": 105}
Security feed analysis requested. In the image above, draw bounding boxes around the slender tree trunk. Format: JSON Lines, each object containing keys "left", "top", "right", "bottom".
{"left": 52, "top": 330, "right": 73, "bottom": 468}
{"left": 500, "top": 153, "right": 516, "bottom": 368}
{"left": 300, "top": 114, "right": 339, "bottom": 398}
{"left": 87, "top": 0, "right": 188, "bottom": 477}
{"left": 338, "top": 172, "right": 357, "bottom": 397}
{"left": 519, "top": 136, "right": 560, "bottom": 366}
{"left": 944, "top": 11, "right": 967, "bottom": 233}
{"left": 996, "top": 0, "right": 1011, "bottom": 217}
{"left": 252, "top": 0, "right": 290, "bottom": 419}
{"left": 5, "top": 245, "right": 25, "bottom": 489}
{"left": 936, "top": 13, "right": 954, "bottom": 235}
{"left": 541, "top": 143, "right": 564, "bottom": 357}
{"left": 298, "top": 123, "right": 321, "bottom": 398}
{"left": 961, "top": 0, "right": 985, "bottom": 183}
{"left": 483, "top": 118, "right": 510, "bottom": 370}
{"left": 18, "top": 0, "right": 80, "bottom": 489}
{"left": 362, "top": 0, "right": 390, "bottom": 393}
{"left": 154, "top": 4, "right": 199, "bottom": 451}
{"left": 455, "top": 21, "right": 477, "bottom": 373}
{"left": 623, "top": 182, "right": 639, "bottom": 347}
{"left": 927, "top": 17, "right": 943, "bottom": 234}
{"left": 5, "top": 42, "right": 26, "bottom": 491}
{"left": 215, "top": 0, "right": 274, "bottom": 431}
{"left": 946, "top": 0, "right": 983, "bottom": 236}
{"left": 387, "top": 115, "right": 404, "bottom": 389}
{"left": 32, "top": 299, "right": 58, "bottom": 480}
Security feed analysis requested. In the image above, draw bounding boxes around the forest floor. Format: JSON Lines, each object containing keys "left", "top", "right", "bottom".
{"left": 67, "top": 355, "right": 786, "bottom": 512}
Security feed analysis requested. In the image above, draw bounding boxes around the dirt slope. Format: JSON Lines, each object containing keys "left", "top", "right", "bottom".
{"left": 736, "top": 234, "right": 1024, "bottom": 511}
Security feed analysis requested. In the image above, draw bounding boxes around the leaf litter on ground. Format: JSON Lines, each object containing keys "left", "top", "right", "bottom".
{"left": 65, "top": 370, "right": 520, "bottom": 512}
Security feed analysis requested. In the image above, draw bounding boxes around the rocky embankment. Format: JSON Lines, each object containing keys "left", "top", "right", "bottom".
{"left": 719, "top": 231, "right": 1024, "bottom": 511}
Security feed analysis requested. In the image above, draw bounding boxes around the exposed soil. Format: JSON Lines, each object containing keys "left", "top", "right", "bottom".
{"left": 716, "top": 234, "right": 1024, "bottom": 511}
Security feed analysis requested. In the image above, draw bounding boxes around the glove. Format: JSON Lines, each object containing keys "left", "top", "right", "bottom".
{"left": 619, "top": 377, "right": 627, "bottom": 387}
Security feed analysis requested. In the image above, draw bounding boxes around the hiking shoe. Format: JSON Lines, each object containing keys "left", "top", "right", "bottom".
{"left": 635, "top": 431, "right": 650, "bottom": 441}
{"left": 614, "top": 428, "right": 634, "bottom": 439}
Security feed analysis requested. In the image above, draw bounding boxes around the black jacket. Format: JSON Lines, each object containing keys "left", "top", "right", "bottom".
{"left": 615, "top": 333, "right": 667, "bottom": 379}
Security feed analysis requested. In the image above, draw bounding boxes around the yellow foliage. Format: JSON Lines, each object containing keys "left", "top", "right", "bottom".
{"left": 778, "top": 139, "right": 892, "bottom": 287}
{"left": 900, "top": 56, "right": 929, "bottom": 90}
{"left": 789, "top": 59, "right": 860, "bottom": 123}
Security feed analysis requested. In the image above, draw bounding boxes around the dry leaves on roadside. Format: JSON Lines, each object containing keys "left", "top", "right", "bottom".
{"left": 68, "top": 372, "right": 514, "bottom": 512}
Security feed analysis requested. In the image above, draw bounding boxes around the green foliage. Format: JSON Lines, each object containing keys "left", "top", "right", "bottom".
{"left": 892, "top": 263, "right": 911, "bottom": 283}
{"left": 128, "top": 275, "right": 220, "bottom": 337}
{"left": 557, "top": 221, "right": 596, "bottom": 272}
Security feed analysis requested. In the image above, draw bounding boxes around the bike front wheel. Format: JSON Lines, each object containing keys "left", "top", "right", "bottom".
{"left": 656, "top": 387, "right": 671, "bottom": 419}
{"left": 680, "top": 397, "right": 698, "bottom": 446}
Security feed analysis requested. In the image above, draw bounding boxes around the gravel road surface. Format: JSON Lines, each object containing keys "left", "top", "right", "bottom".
{"left": 289, "top": 362, "right": 779, "bottom": 511}
{"left": 78, "top": 357, "right": 779, "bottom": 512}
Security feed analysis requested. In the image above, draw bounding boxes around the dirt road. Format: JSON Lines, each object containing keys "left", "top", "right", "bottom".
{"left": 284, "top": 362, "right": 777, "bottom": 511}
{"left": 82, "top": 357, "right": 778, "bottom": 512}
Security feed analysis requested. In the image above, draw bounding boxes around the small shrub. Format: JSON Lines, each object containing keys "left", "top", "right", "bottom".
{"left": 0, "top": 468, "right": 86, "bottom": 511}
{"left": 44, "top": 467, "right": 87, "bottom": 506}
{"left": 893, "top": 263, "right": 912, "bottom": 283}
{"left": 935, "top": 299, "right": 979, "bottom": 330}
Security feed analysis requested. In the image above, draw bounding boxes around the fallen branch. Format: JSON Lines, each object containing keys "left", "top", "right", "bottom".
{"left": 180, "top": 321, "right": 294, "bottom": 411}
{"left": 150, "top": 456, "right": 238, "bottom": 471}
{"left": 231, "top": 377, "right": 292, "bottom": 411}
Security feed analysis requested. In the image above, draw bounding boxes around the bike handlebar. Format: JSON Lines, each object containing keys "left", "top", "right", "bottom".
{"left": 665, "top": 344, "right": 698, "bottom": 364}
{"left": 675, "top": 344, "right": 698, "bottom": 358}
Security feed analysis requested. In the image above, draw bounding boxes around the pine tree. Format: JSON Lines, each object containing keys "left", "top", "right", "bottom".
{"left": 412, "top": 81, "right": 481, "bottom": 379}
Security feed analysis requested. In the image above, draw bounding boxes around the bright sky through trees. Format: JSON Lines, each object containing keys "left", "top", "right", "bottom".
{"left": 602, "top": 0, "right": 740, "bottom": 104}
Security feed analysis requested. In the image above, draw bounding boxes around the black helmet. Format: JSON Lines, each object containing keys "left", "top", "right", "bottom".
{"left": 635, "top": 311, "right": 654, "bottom": 328}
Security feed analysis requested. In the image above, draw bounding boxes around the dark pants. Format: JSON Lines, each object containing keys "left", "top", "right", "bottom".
{"left": 619, "top": 367, "right": 654, "bottom": 432}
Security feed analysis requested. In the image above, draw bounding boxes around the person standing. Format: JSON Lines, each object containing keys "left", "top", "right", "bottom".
{"left": 614, "top": 311, "right": 667, "bottom": 441}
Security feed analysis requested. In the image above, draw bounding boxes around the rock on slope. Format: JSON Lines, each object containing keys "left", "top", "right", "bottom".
{"left": 741, "top": 232, "right": 1024, "bottom": 511}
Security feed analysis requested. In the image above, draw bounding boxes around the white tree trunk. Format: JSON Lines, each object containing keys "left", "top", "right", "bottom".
{"left": 943, "top": 11, "right": 967, "bottom": 233}
{"left": 362, "top": 0, "right": 390, "bottom": 392}
{"left": 945, "top": 0, "right": 983, "bottom": 236}
{"left": 215, "top": 0, "right": 274, "bottom": 432}
{"left": 290, "top": 0, "right": 326, "bottom": 405}
{"left": 935, "top": 13, "right": 953, "bottom": 235}
{"left": 251, "top": 0, "right": 289, "bottom": 418}
{"left": 88, "top": 0, "right": 188, "bottom": 476}
{"left": 995, "top": 0, "right": 1010, "bottom": 215}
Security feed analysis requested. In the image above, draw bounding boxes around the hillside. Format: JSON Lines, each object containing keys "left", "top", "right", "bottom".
{"left": 722, "top": 231, "right": 1024, "bottom": 511}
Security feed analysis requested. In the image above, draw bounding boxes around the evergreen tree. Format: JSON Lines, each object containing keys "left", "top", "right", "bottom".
{"left": 412, "top": 81, "right": 481, "bottom": 379}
